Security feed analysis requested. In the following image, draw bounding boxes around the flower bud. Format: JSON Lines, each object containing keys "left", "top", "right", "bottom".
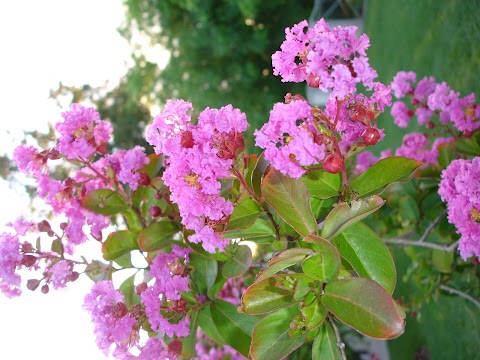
{"left": 135, "top": 282, "right": 148, "bottom": 295}
{"left": 37, "top": 220, "right": 51, "bottom": 233}
{"left": 60, "top": 222, "right": 68, "bottom": 231}
{"left": 322, "top": 153, "right": 343, "bottom": 174}
{"left": 306, "top": 73, "right": 321, "bottom": 88}
{"left": 180, "top": 130, "right": 194, "bottom": 148}
{"left": 149, "top": 205, "right": 162, "bottom": 217}
{"left": 112, "top": 302, "right": 129, "bottom": 318}
{"left": 22, "top": 255, "right": 37, "bottom": 268}
{"left": 361, "top": 128, "right": 381, "bottom": 146}
{"left": 167, "top": 339, "right": 183, "bottom": 357}
{"left": 138, "top": 172, "right": 151, "bottom": 186}
{"left": 21, "top": 242, "right": 34, "bottom": 253}
{"left": 41, "top": 284, "right": 50, "bottom": 294}
{"left": 27, "top": 279, "right": 41, "bottom": 291}
{"left": 155, "top": 192, "right": 162, "bottom": 200}
{"left": 67, "top": 271, "right": 80, "bottom": 282}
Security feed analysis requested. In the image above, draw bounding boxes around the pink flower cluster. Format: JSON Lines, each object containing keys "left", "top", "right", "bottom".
{"left": 0, "top": 229, "right": 23, "bottom": 298}
{"left": 394, "top": 133, "right": 453, "bottom": 165}
{"left": 140, "top": 245, "right": 191, "bottom": 338}
{"left": 272, "top": 19, "right": 377, "bottom": 99}
{"left": 438, "top": 158, "right": 480, "bottom": 260}
{"left": 391, "top": 71, "right": 480, "bottom": 131}
{"left": 55, "top": 104, "right": 112, "bottom": 159}
{"left": 146, "top": 100, "right": 248, "bottom": 253}
{"left": 83, "top": 281, "right": 138, "bottom": 356}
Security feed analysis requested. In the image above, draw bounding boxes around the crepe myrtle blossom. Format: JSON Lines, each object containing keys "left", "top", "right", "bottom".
{"left": 55, "top": 103, "right": 112, "bottom": 159}
{"left": 146, "top": 100, "right": 248, "bottom": 253}
{"left": 140, "top": 245, "right": 192, "bottom": 338}
{"left": 83, "top": 281, "right": 139, "bottom": 356}
{"left": 439, "top": 157, "right": 480, "bottom": 260}
{"left": 272, "top": 19, "right": 377, "bottom": 99}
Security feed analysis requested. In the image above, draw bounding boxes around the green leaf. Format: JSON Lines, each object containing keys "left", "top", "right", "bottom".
{"left": 250, "top": 305, "right": 306, "bottom": 360}
{"left": 302, "top": 170, "right": 341, "bottom": 199}
{"left": 301, "top": 235, "right": 341, "bottom": 282}
{"left": 119, "top": 273, "right": 140, "bottom": 306}
{"left": 123, "top": 208, "right": 143, "bottom": 234}
{"left": 189, "top": 252, "right": 218, "bottom": 295}
{"left": 251, "top": 151, "right": 269, "bottom": 198}
{"left": 332, "top": 222, "right": 396, "bottom": 293}
{"left": 198, "top": 305, "right": 226, "bottom": 346}
{"left": 437, "top": 141, "right": 456, "bottom": 169}
{"left": 226, "top": 198, "right": 262, "bottom": 230}
{"left": 138, "top": 220, "right": 180, "bottom": 252}
{"left": 321, "top": 278, "right": 405, "bottom": 339}
{"left": 432, "top": 250, "right": 454, "bottom": 273}
{"left": 81, "top": 189, "right": 129, "bottom": 215}
{"left": 222, "top": 217, "right": 277, "bottom": 244}
{"left": 256, "top": 248, "right": 314, "bottom": 282}
{"left": 301, "top": 296, "right": 327, "bottom": 331}
{"left": 349, "top": 156, "right": 421, "bottom": 198}
{"left": 262, "top": 168, "right": 317, "bottom": 237}
{"left": 211, "top": 300, "right": 259, "bottom": 358}
{"left": 85, "top": 260, "right": 113, "bottom": 282}
{"left": 239, "top": 274, "right": 309, "bottom": 315}
{"left": 102, "top": 230, "right": 139, "bottom": 261}
{"left": 455, "top": 132, "right": 480, "bottom": 156}
{"left": 312, "top": 322, "right": 343, "bottom": 360}
{"left": 207, "top": 272, "right": 228, "bottom": 299}
{"left": 143, "top": 153, "right": 163, "bottom": 178}
{"left": 114, "top": 252, "right": 133, "bottom": 268}
{"left": 311, "top": 197, "right": 336, "bottom": 220}
{"left": 51, "top": 239, "right": 64, "bottom": 256}
{"left": 222, "top": 245, "right": 252, "bottom": 278}
{"left": 181, "top": 309, "right": 199, "bottom": 358}
{"left": 321, "top": 195, "right": 385, "bottom": 240}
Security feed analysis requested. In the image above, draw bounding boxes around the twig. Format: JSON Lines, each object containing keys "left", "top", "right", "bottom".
{"left": 328, "top": 315, "right": 347, "bottom": 360}
{"left": 418, "top": 208, "right": 447, "bottom": 243}
{"left": 440, "top": 285, "right": 480, "bottom": 310}
{"left": 384, "top": 238, "right": 459, "bottom": 252}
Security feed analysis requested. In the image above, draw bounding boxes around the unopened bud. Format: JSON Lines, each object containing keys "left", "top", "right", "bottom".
{"left": 138, "top": 172, "right": 151, "bottom": 186}
{"left": 181, "top": 130, "right": 195, "bottom": 148}
{"left": 361, "top": 128, "right": 381, "bottom": 146}
{"left": 306, "top": 73, "right": 321, "bottom": 88}
{"left": 67, "top": 272, "right": 80, "bottom": 282}
{"left": 27, "top": 279, "right": 41, "bottom": 291}
{"left": 37, "top": 220, "right": 51, "bottom": 233}
{"left": 167, "top": 339, "right": 183, "bottom": 356}
{"left": 149, "top": 205, "right": 162, "bottom": 217}
{"left": 112, "top": 302, "right": 129, "bottom": 318}
{"left": 155, "top": 192, "right": 162, "bottom": 200}
{"left": 21, "top": 242, "right": 34, "bottom": 253}
{"left": 22, "top": 255, "right": 37, "bottom": 268}
{"left": 60, "top": 222, "right": 68, "bottom": 231}
{"left": 135, "top": 282, "right": 148, "bottom": 295}
{"left": 47, "top": 231, "right": 55, "bottom": 237}
{"left": 41, "top": 284, "right": 50, "bottom": 294}
{"left": 464, "top": 130, "right": 473, "bottom": 138}
{"left": 173, "top": 298, "right": 187, "bottom": 313}
{"left": 322, "top": 153, "right": 343, "bottom": 174}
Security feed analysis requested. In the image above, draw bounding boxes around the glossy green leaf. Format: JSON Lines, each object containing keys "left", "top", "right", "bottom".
{"left": 114, "top": 252, "right": 133, "bottom": 268}
{"left": 455, "top": 132, "right": 480, "bottom": 156}
{"left": 123, "top": 208, "right": 143, "bottom": 234}
{"left": 102, "top": 230, "right": 139, "bottom": 261}
{"left": 321, "top": 195, "right": 385, "bottom": 240}
{"left": 311, "top": 197, "right": 336, "bottom": 221}
{"left": 301, "top": 296, "right": 327, "bottom": 331}
{"left": 222, "top": 245, "right": 252, "bottom": 278}
{"left": 302, "top": 235, "right": 341, "bottom": 282}
{"left": 51, "top": 239, "right": 64, "bottom": 256}
{"left": 332, "top": 222, "right": 396, "bottom": 293}
{"left": 349, "top": 156, "right": 421, "bottom": 198}
{"left": 198, "top": 305, "right": 226, "bottom": 346}
{"left": 119, "top": 273, "right": 140, "bottom": 306}
{"left": 250, "top": 305, "right": 306, "bottom": 360}
{"left": 302, "top": 170, "right": 341, "bottom": 199}
{"left": 262, "top": 168, "right": 317, "bottom": 237}
{"left": 138, "top": 220, "right": 180, "bottom": 252}
{"left": 189, "top": 252, "right": 218, "bottom": 295}
{"left": 256, "top": 248, "right": 314, "bottom": 282}
{"left": 322, "top": 278, "right": 405, "bottom": 339}
{"left": 207, "top": 272, "right": 228, "bottom": 299}
{"left": 251, "top": 151, "right": 270, "bottom": 198}
{"left": 312, "top": 322, "right": 342, "bottom": 360}
{"left": 226, "top": 198, "right": 262, "bottom": 230}
{"left": 239, "top": 274, "right": 308, "bottom": 315}
{"left": 81, "top": 189, "right": 129, "bottom": 215}
{"left": 211, "top": 300, "right": 259, "bottom": 358}
{"left": 222, "top": 217, "right": 277, "bottom": 244}
{"left": 181, "top": 309, "right": 199, "bottom": 358}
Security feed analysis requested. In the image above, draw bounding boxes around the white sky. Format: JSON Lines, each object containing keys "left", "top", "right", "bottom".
{"left": 0, "top": 1, "right": 138, "bottom": 359}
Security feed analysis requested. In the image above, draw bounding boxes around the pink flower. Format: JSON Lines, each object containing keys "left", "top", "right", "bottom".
{"left": 141, "top": 246, "right": 191, "bottom": 338}
{"left": 107, "top": 146, "right": 150, "bottom": 190}
{"left": 0, "top": 232, "right": 22, "bottom": 298}
{"left": 47, "top": 260, "right": 73, "bottom": 289}
{"left": 413, "top": 76, "right": 436, "bottom": 103}
{"left": 391, "top": 71, "right": 416, "bottom": 99}
{"left": 12, "top": 145, "right": 42, "bottom": 175}
{"left": 55, "top": 104, "right": 112, "bottom": 159}
{"left": 391, "top": 102, "right": 412, "bottom": 128}
{"left": 255, "top": 100, "right": 325, "bottom": 178}
{"left": 415, "top": 107, "right": 433, "bottom": 125}
{"left": 273, "top": 19, "right": 377, "bottom": 99}
{"left": 83, "top": 281, "right": 138, "bottom": 356}
{"left": 395, "top": 132, "right": 438, "bottom": 164}
{"left": 439, "top": 158, "right": 480, "bottom": 260}
{"left": 122, "top": 338, "right": 179, "bottom": 360}
{"left": 146, "top": 101, "right": 247, "bottom": 253}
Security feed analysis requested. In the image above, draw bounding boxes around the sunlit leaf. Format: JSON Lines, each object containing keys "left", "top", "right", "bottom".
{"left": 138, "top": 220, "right": 180, "bottom": 252}
{"left": 102, "top": 230, "right": 139, "bottom": 261}
{"left": 81, "top": 189, "right": 129, "bottom": 215}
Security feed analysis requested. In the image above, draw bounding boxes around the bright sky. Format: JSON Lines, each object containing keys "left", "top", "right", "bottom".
{"left": 0, "top": 1, "right": 135, "bottom": 358}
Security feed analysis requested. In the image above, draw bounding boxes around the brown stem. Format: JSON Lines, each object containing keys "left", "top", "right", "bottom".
{"left": 328, "top": 314, "right": 347, "bottom": 360}
{"left": 384, "top": 238, "right": 459, "bottom": 252}
{"left": 439, "top": 285, "right": 480, "bottom": 310}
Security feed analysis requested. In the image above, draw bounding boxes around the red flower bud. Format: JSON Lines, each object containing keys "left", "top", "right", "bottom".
{"left": 112, "top": 302, "right": 129, "bottom": 318}
{"left": 149, "top": 205, "right": 162, "bottom": 217}
{"left": 181, "top": 130, "right": 194, "bottom": 148}
{"left": 167, "top": 339, "right": 183, "bottom": 356}
{"left": 361, "top": 128, "right": 381, "bottom": 146}
{"left": 27, "top": 279, "right": 41, "bottom": 291}
{"left": 41, "top": 284, "right": 50, "bottom": 294}
{"left": 306, "top": 73, "right": 321, "bottom": 88}
{"left": 323, "top": 153, "right": 343, "bottom": 174}
{"left": 37, "top": 220, "right": 51, "bottom": 233}
{"left": 138, "top": 172, "right": 151, "bottom": 186}
{"left": 135, "top": 282, "right": 148, "bottom": 295}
